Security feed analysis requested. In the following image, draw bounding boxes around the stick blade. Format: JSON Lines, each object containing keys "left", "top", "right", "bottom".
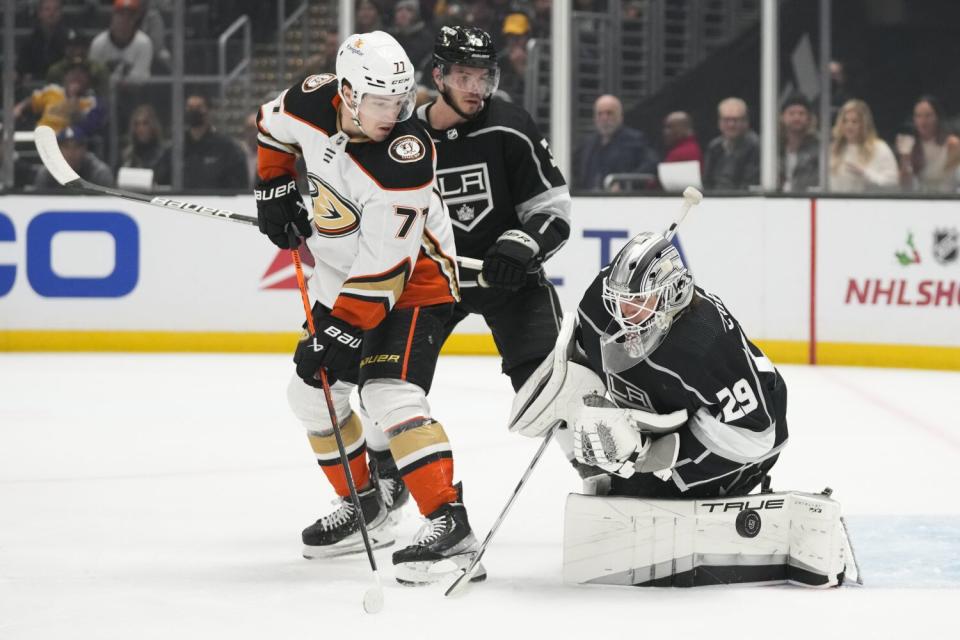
{"left": 443, "top": 569, "right": 471, "bottom": 597}
{"left": 34, "top": 126, "right": 81, "bottom": 186}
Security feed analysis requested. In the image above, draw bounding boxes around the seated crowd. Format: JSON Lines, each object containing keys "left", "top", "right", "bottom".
{"left": 8, "top": 1, "right": 960, "bottom": 196}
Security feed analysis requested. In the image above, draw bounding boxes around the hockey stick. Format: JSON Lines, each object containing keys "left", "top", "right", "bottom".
{"left": 444, "top": 420, "right": 561, "bottom": 597}
{"left": 34, "top": 126, "right": 258, "bottom": 226}
{"left": 36, "top": 124, "right": 485, "bottom": 278}
{"left": 453, "top": 255, "right": 489, "bottom": 288}
{"left": 288, "top": 231, "right": 384, "bottom": 614}
{"left": 665, "top": 186, "right": 703, "bottom": 241}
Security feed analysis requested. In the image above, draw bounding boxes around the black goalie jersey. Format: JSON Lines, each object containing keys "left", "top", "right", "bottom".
{"left": 416, "top": 99, "right": 571, "bottom": 261}
{"left": 576, "top": 270, "right": 789, "bottom": 496}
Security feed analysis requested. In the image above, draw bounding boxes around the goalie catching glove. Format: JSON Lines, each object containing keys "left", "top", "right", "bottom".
{"left": 254, "top": 174, "right": 312, "bottom": 249}
{"left": 293, "top": 310, "right": 363, "bottom": 387}
{"left": 572, "top": 393, "right": 651, "bottom": 478}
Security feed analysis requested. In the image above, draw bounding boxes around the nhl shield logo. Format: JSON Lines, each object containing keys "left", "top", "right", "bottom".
{"left": 933, "top": 228, "right": 959, "bottom": 265}
{"left": 437, "top": 162, "right": 494, "bottom": 232}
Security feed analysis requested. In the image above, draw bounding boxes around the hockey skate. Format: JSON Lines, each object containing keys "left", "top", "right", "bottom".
{"left": 392, "top": 486, "right": 486, "bottom": 585}
{"left": 302, "top": 480, "right": 396, "bottom": 559}
{"left": 370, "top": 451, "right": 410, "bottom": 523}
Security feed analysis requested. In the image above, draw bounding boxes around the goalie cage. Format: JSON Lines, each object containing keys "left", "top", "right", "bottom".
{"left": 563, "top": 489, "right": 862, "bottom": 588}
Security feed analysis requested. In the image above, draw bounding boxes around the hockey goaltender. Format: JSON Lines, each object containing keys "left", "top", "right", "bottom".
{"left": 508, "top": 228, "right": 861, "bottom": 589}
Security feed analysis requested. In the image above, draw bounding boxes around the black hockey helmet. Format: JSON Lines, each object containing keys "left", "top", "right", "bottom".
{"left": 433, "top": 26, "right": 498, "bottom": 70}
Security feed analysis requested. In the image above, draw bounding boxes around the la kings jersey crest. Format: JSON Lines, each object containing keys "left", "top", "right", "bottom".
{"left": 417, "top": 99, "right": 570, "bottom": 259}
{"left": 436, "top": 162, "right": 494, "bottom": 231}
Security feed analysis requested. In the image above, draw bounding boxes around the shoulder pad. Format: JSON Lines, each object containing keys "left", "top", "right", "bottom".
{"left": 347, "top": 120, "right": 434, "bottom": 191}
{"left": 483, "top": 98, "right": 537, "bottom": 130}
{"left": 281, "top": 74, "right": 339, "bottom": 134}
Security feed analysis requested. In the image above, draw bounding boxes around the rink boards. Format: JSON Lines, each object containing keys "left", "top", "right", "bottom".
{"left": 0, "top": 194, "right": 958, "bottom": 369}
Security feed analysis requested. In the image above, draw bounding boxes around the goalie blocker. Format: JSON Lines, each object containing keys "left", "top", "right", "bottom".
{"left": 563, "top": 489, "right": 861, "bottom": 588}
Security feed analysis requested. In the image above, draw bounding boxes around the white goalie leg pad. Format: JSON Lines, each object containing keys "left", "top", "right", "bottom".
{"left": 510, "top": 313, "right": 606, "bottom": 437}
{"left": 287, "top": 373, "right": 354, "bottom": 430}
{"left": 563, "top": 490, "right": 859, "bottom": 588}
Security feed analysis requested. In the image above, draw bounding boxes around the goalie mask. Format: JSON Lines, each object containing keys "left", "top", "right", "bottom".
{"left": 599, "top": 232, "right": 693, "bottom": 373}
{"left": 336, "top": 31, "right": 417, "bottom": 133}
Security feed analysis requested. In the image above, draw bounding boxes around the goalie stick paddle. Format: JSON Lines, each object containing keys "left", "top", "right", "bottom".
{"left": 34, "top": 125, "right": 258, "bottom": 226}
{"left": 444, "top": 421, "right": 561, "bottom": 598}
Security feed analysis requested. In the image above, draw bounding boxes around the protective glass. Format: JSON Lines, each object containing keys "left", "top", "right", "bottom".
{"left": 441, "top": 64, "right": 500, "bottom": 97}
{"left": 357, "top": 88, "right": 417, "bottom": 124}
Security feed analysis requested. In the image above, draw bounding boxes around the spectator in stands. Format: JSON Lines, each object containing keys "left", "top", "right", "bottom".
{"left": 779, "top": 94, "right": 820, "bottom": 193}
{"left": 574, "top": 94, "right": 660, "bottom": 191}
{"left": 703, "top": 97, "right": 760, "bottom": 190}
{"left": 305, "top": 32, "right": 341, "bottom": 75}
{"left": 177, "top": 94, "right": 249, "bottom": 191}
{"left": 355, "top": 1, "right": 384, "bottom": 34}
{"left": 829, "top": 60, "right": 852, "bottom": 121}
{"left": 13, "top": 64, "right": 105, "bottom": 137}
{"left": 135, "top": 0, "right": 171, "bottom": 70}
{"left": 531, "top": 0, "right": 551, "bottom": 38}
{"left": 47, "top": 30, "right": 110, "bottom": 95}
{"left": 390, "top": 0, "right": 435, "bottom": 72}
{"left": 896, "top": 95, "right": 960, "bottom": 193}
{"left": 495, "top": 12, "right": 532, "bottom": 102}
{"left": 15, "top": 0, "right": 67, "bottom": 86}
{"left": 434, "top": 1, "right": 468, "bottom": 29}
{"left": 34, "top": 127, "right": 114, "bottom": 189}
{"left": 828, "top": 99, "right": 897, "bottom": 193}
{"left": 89, "top": 0, "right": 154, "bottom": 81}
{"left": 463, "top": 1, "right": 498, "bottom": 38}
{"left": 121, "top": 104, "right": 171, "bottom": 183}
{"left": 662, "top": 111, "right": 703, "bottom": 166}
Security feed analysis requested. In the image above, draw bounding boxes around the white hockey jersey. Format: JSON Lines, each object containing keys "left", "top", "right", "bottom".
{"left": 256, "top": 73, "right": 459, "bottom": 330}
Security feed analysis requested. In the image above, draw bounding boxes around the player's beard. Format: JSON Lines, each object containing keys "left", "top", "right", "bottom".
{"left": 442, "top": 87, "right": 485, "bottom": 121}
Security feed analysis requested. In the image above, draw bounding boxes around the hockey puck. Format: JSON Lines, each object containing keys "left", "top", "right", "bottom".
{"left": 735, "top": 509, "right": 762, "bottom": 538}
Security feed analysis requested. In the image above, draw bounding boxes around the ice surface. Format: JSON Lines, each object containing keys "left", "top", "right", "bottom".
{"left": 1, "top": 354, "right": 958, "bottom": 639}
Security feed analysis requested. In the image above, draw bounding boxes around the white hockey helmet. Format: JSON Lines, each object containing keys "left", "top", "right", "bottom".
{"left": 335, "top": 31, "right": 417, "bottom": 130}
{"left": 599, "top": 231, "right": 694, "bottom": 371}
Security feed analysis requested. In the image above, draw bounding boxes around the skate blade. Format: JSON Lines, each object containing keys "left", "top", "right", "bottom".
{"left": 394, "top": 554, "right": 486, "bottom": 586}
{"left": 303, "top": 531, "right": 396, "bottom": 559}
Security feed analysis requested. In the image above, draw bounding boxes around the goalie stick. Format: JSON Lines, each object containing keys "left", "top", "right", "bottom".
{"left": 33, "top": 124, "right": 480, "bottom": 274}
{"left": 444, "top": 420, "right": 561, "bottom": 597}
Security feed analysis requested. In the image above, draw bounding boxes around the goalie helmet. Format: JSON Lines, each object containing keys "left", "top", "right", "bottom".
{"left": 336, "top": 31, "right": 417, "bottom": 130}
{"left": 432, "top": 26, "right": 500, "bottom": 112}
{"left": 599, "top": 232, "right": 694, "bottom": 372}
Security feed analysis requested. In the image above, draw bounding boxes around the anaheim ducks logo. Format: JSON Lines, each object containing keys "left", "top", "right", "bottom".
{"left": 302, "top": 73, "right": 336, "bottom": 93}
{"left": 306, "top": 173, "right": 361, "bottom": 237}
{"left": 389, "top": 135, "right": 426, "bottom": 163}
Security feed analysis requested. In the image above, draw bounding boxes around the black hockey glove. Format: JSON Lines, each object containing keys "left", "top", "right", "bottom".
{"left": 254, "top": 174, "right": 312, "bottom": 249}
{"left": 293, "top": 312, "right": 363, "bottom": 388}
{"left": 481, "top": 229, "right": 540, "bottom": 290}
